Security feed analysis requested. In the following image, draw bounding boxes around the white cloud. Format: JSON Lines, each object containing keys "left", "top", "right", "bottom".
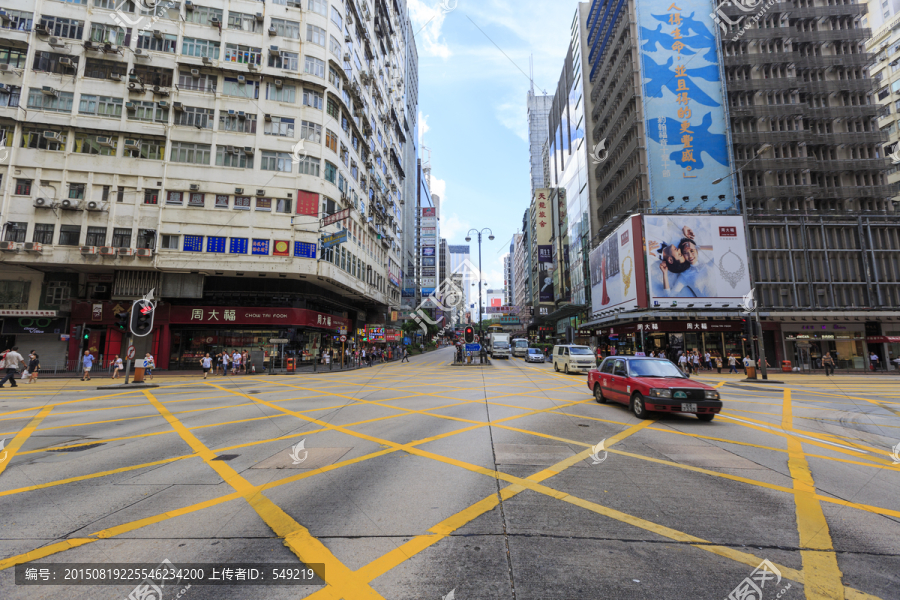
{"left": 418, "top": 112, "right": 429, "bottom": 148}
{"left": 495, "top": 101, "right": 528, "bottom": 142}
{"left": 408, "top": 0, "right": 454, "bottom": 58}
{"left": 440, "top": 212, "right": 469, "bottom": 241}
{"left": 430, "top": 176, "right": 447, "bottom": 200}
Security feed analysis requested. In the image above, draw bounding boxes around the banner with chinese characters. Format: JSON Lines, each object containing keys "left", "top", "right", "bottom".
{"left": 643, "top": 215, "right": 750, "bottom": 308}
{"left": 636, "top": 0, "right": 734, "bottom": 211}
{"left": 169, "top": 306, "right": 350, "bottom": 331}
{"left": 589, "top": 215, "right": 646, "bottom": 316}
{"left": 534, "top": 189, "right": 552, "bottom": 247}
{"left": 366, "top": 325, "right": 385, "bottom": 341}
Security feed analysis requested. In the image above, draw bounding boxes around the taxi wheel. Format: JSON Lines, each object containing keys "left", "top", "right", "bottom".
{"left": 594, "top": 383, "right": 607, "bottom": 404}
{"left": 697, "top": 414, "right": 715, "bottom": 422}
{"left": 631, "top": 393, "right": 649, "bottom": 419}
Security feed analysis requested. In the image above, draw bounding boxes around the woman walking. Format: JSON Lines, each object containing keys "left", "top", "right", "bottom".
{"left": 27, "top": 352, "right": 40, "bottom": 384}
{"left": 111, "top": 355, "right": 123, "bottom": 379}
{"left": 201, "top": 353, "right": 212, "bottom": 379}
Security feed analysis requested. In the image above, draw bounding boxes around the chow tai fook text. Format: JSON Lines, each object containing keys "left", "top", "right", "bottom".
{"left": 169, "top": 307, "right": 350, "bottom": 331}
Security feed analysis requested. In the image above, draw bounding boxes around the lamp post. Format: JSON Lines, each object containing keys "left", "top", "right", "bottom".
{"left": 465, "top": 228, "right": 494, "bottom": 342}
{"left": 713, "top": 143, "right": 771, "bottom": 379}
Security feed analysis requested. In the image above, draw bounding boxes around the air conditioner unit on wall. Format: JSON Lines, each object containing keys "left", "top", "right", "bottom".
{"left": 80, "top": 246, "right": 98, "bottom": 255}
{"left": 23, "top": 242, "right": 42, "bottom": 253}
{"left": 99, "top": 246, "right": 117, "bottom": 256}
{"left": 136, "top": 248, "right": 153, "bottom": 257}
{"left": 118, "top": 247, "right": 135, "bottom": 256}
{"left": 0, "top": 241, "right": 17, "bottom": 251}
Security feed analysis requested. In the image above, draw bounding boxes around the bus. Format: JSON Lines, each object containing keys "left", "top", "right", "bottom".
{"left": 511, "top": 338, "right": 529, "bottom": 357}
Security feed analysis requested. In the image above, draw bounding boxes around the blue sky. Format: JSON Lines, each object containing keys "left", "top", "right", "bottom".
{"left": 409, "top": 0, "right": 574, "bottom": 289}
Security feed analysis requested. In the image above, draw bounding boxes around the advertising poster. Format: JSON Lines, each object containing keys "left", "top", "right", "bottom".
{"left": 538, "top": 264, "right": 554, "bottom": 303}
{"left": 643, "top": 215, "right": 751, "bottom": 307}
{"left": 421, "top": 207, "right": 436, "bottom": 218}
{"left": 589, "top": 216, "right": 645, "bottom": 316}
{"left": 636, "top": 0, "right": 734, "bottom": 211}
{"left": 537, "top": 245, "right": 552, "bottom": 264}
{"left": 422, "top": 247, "right": 435, "bottom": 257}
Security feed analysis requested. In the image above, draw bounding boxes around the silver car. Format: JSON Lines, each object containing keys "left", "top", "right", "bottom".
{"left": 525, "top": 348, "right": 545, "bottom": 363}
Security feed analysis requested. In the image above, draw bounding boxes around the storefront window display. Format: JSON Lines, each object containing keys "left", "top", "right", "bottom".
{"left": 783, "top": 324, "right": 866, "bottom": 370}
{"left": 170, "top": 329, "right": 289, "bottom": 369}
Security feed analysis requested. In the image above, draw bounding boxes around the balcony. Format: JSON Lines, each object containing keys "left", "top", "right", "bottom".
{"left": 787, "top": 3, "right": 867, "bottom": 19}
{"left": 731, "top": 130, "right": 812, "bottom": 145}
{"left": 729, "top": 103, "right": 808, "bottom": 117}
{"left": 794, "top": 53, "right": 873, "bottom": 68}
{"left": 754, "top": 157, "right": 820, "bottom": 170}
{"left": 723, "top": 52, "right": 795, "bottom": 66}
{"left": 815, "top": 184, "right": 896, "bottom": 199}
{"left": 789, "top": 28, "right": 872, "bottom": 43}
{"left": 804, "top": 78, "right": 877, "bottom": 94}
{"left": 805, "top": 104, "right": 881, "bottom": 119}
{"left": 743, "top": 185, "right": 818, "bottom": 199}
{"left": 725, "top": 77, "right": 800, "bottom": 92}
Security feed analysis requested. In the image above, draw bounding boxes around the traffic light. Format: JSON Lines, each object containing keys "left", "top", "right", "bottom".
{"left": 82, "top": 327, "right": 91, "bottom": 341}
{"left": 741, "top": 318, "right": 752, "bottom": 344}
{"left": 131, "top": 299, "right": 156, "bottom": 337}
{"left": 464, "top": 326, "right": 475, "bottom": 344}
{"left": 115, "top": 306, "right": 131, "bottom": 332}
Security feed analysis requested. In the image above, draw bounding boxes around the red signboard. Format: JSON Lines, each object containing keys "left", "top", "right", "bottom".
{"left": 322, "top": 208, "right": 350, "bottom": 227}
{"left": 168, "top": 306, "right": 350, "bottom": 331}
{"left": 385, "top": 329, "right": 400, "bottom": 342}
{"left": 273, "top": 240, "right": 290, "bottom": 256}
{"left": 867, "top": 336, "right": 900, "bottom": 343}
{"left": 296, "top": 190, "right": 319, "bottom": 217}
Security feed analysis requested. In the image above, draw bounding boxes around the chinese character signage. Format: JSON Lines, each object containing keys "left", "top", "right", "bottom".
{"left": 183, "top": 235, "right": 203, "bottom": 252}
{"left": 230, "top": 238, "right": 248, "bottom": 254}
{"left": 421, "top": 207, "right": 435, "bottom": 218}
{"left": 366, "top": 325, "right": 385, "bottom": 341}
{"left": 252, "top": 239, "right": 269, "bottom": 255}
{"left": 589, "top": 215, "right": 646, "bottom": 316}
{"left": 294, "top": 241, "right": 316, "bottom": 258}
{"left": 296, "top": 190, "right": 319, "bottom": 216}
{"left": 636, "top": 0, "right": 734, "bottom": 211}
{"left": 273, "top": 240, "right": 290, "bottom": 256}
{"left": 171, "top": 306, "right": 350, "bottom": 330}
{"left": 322, "top": 231, "right": 349, "bottom": 249}
{"left": 322, "top": 208, "right": 350, "bottom": 227}
{"left": 206, "top": 236, "right": 226, "bottom": 253}
{"left": 643, "top": 215, "right": 751, "bottom": 307}
{"left": 534, "top": 188, "right": 552, "bottom": 246}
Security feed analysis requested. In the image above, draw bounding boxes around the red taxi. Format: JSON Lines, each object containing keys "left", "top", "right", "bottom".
{"left": 587, "top": 356, "right": 722, "bottom": 421}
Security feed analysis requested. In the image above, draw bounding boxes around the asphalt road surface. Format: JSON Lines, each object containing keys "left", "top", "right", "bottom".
{"left": 0, "top": 346, "right": 898, "bottom": 599}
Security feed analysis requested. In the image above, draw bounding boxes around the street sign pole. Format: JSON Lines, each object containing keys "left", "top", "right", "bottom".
{"left": 124, "top": 336, "right": 133, "bottom": 385}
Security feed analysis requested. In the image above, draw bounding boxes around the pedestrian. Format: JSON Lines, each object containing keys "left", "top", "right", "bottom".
{"left": 144, "top": 353, "right": 155, "bottom": 380}
{"left": 0, "top": 347, "right": 24, "bottom": 388}
{"left": 241, "top": 350, "right": 249, "bottom": 373}
{"left": 245, "top": 351, "right": 253, "bottom": 374}
{"left": 692, "top": 352, "right": 700, "bottom": 373}
{"left": 678, "top": 352, "right": 688, "bottom": 374}
{"left": 111, "top": 355, "right": 123, "bottom": 379}
{"left": 27, "top": 352, "right": 40, "bottom": 384}
{"left": 222, "top": 350, "right": 230, "bottom": 376}
{"left": 201, "top": 353, "right": 212, "bottom": 379}
{"left": 402, "top": 346, "right": 410, "bottom": 362}
{"left": 81, "top": 350, "right": 94, "bottom": 381}
{"left": 715, "top": 355, "right": 722, "bottom": 374}
{"left": 742, "top": 355, "right": 750, "bottom": 375}
{"left": 704, "top": 351, "right": 711, "bottom": 371}
{"left": 869, "top": 351, "right": 880, "bottom": 371}
{"left": 361, "top": 347, "right": 367, "bottom": 366}
{"left": 728, "top": 354, "right": 738, "bottom": 374}
{"left": 420, "top": 342, "right": 424, "bottom": 353}
{"left": 823, "top": 352, "right": 835, "bottom": 376}
{"left": 232, "top": 350, "right": 241, "bottom": 375}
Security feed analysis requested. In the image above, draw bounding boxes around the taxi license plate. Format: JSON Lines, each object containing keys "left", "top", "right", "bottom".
{"left": 681, "top": 403, "right": 698, "bottom": 413}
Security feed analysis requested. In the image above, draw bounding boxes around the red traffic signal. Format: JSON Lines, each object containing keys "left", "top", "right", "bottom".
{"left": 464, "top": 326, "right": 475, "bottom": 344}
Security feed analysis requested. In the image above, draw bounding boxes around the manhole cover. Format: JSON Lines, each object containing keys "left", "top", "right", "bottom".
{"left": 213, "top": 454, "right": 239, "bottom": 461}
{"left": 49, "top": 443, "right": 105, "bottom": 453}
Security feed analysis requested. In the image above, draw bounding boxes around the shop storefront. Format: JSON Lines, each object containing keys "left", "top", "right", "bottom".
{"left": 0, "top": 311, "right": 68, "bottom": 368}
{"left": 583, "top": 320, "right": 746, "bottom": 360}
{"left": 867, "top": 335, "right": 900, "bottom": 370}
{"left": 782, "top": 323, "right": 868, "bottom": 370}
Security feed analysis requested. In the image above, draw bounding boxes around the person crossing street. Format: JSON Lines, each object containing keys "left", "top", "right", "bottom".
{"left": 0, "top": 347, "right": 24, "bottom": 388}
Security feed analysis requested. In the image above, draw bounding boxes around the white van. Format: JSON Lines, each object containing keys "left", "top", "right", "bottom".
{"left": 552, "top": 345, "right": 596, "bottom": 374}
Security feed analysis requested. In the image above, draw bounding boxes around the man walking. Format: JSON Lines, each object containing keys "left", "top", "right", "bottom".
{"left": 401, "top": 347, "right": 409, "bottom": 362}
{"left": 0, "top": 347, "right": 24, "bottom": 388}
{"left": 728, "top": 354, "right": 738, "bottom": 374}
{"left": 232, "top": 350, "right": 242, "bottom": 375}
{"left": 81, "top": 350, "right": 94, "bottom": 381}
{"left": 822, "top": 352, "right": 835, "bottom": 376}
{"left": 869, "top": 351, "right": 880, "bottom": 371}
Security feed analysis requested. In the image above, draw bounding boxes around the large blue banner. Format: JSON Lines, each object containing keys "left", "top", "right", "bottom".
{"left": 637, "top": 0, "right": 734, "bottom": 211}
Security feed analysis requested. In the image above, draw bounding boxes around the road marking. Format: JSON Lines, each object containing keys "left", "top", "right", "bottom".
{"left": 0, "top": 405, "right": 53, "bottom": 478}
{"left": 783, "top": 389, "right": 846, "bottom": 600}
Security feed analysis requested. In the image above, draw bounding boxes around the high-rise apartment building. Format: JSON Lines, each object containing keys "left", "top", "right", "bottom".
{"left": 503, "top": 253, "right": 512, "bottom": 306}
{"left": 0, "top": 0, "right": 415, "bottom": 368}
{"left": 527, "top": 88, "right": 553, "bottom": 197}
{"left": 867, "top": 19, "right": 900, "bottom": 207}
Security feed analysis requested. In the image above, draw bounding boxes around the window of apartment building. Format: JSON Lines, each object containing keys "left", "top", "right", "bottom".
{"left": 307, "top": 24, "right": 326, "bottom": 46}
{"left": 129, "top": 100, "right": 168, "bottom": 123}
{"left": 136, "top": 29, "right": 177, "bottom": 52}
{"left": 326, "top": 98, "right": 339, "bottom": 119}
{"left": 228, "top": 11, "right": 257, "bottom": 32}
{"left": 308, "top": 0, "right": 327, "bottom": 15}
{"left": 39, "top": 16, "right": 84, "bottom": 39}
{"left": 255, "top": 197, "right": 272, "bottom": 211}
{"left": 300, "top": 120, "right": 322, "bottom": 143}
{"left": 329, "top": 36, "right": 341, "bottom": 58}
{"left": 137, "top": 229, "right": 156, "bottom": 249}
{"left": 182, "top": 37, "right": 220, "bottom": 60}
{"left": 58, "top": 225, "right": 81, "bottom": 246}
{"left": 223, "top": 43, "right": 262, "bottom": 65}
{"left": 111, "top": 228, "right": 131, "bottom": 247}
{"left": 27, "top": 88, "right": 74, "bottom": 113}
{"left": 264, "top": 116, "right": 294, "bottom": 137}
{"left": 0, "top": 85, "right": 20, "bottom": 108}
{"left": 188, "top": 193, "right": 204, "bottom": 207}
{"left": 185, "top": 5, "right": 222, "bottom": 26}
{"left": 325, "top": 129, "right": 338, "bottom": 152}
{"left": 73, "top": 132, "right": 116, "bottom": 156}
{"left": 271, "top": 18, "right": 300, "bottom": 39}
{"left": 174, "top": 106, "right": 213, "bottom": 128}
{"left": 1, "top": 10, "right": 33, "bottom": 32}
{"left": 234, "top": 196, "right": 251, "bottom": 210}
{"left": 3, "top": 223, "right": 26, "bottom": 242}
{"left": 261, "top": 151, "right": 292, "bottom": 172}
{"left": 116, "top": 187, "right": 125, "bottom": 202}
{"left": 303, "top": 88, "right": 323, "bottom": 109}
{"left": 131, "top": 64, "right": 174, "bottom": 87}
{"left": 14, "top": 179, "right": 31, "bottom": 195}
{"left": 89, "top": 23, "right": 129, "bottom": 46}
{"left": 297, "top": 155, "right": 320, "bottom": 176}
{"left": 215, "top": 145, "right": 254, "bottom": 168}
{"left": 160, "top": 234, "right": 179, "bottom": 249}
{"left": 93, "top": 0, "right": 127, "bottom": 9}
{"left": 33, "top": 224, "right": 54, "bottom": 245}
{"left": 85, "top": 226, "right": 107, "bottom": 246}
{"left": 101, "top": 186, "right": 110, "bottom": 203}
{"left": 330, "top": 6, "right": 343, "bottom": 28}
{"left": 328, "top": 67, "right": 341, "bottom": 88}
{"left": 304, "top": 56, "right": 325, "bottom": 78}
{"left": 79, "top": 94, "right": 123, "bottom": 117}
{"left": 166, "top": 191, "right": 183, "bottom": 205}
{"left": 32, "top": 52, "right": 79, "bottom": 76}
{"left": 143, "top": 189, "right": 159, "bottom": 204}
{"left": 125, "top": 138, "right": 164, "bottom": 160}
{"left": 0, "top": 281, "right": 31, "bottom": 309}
{"left": 138, "top": 1, "right": 180, "bottom": 21}
{"left": 275, "top": 198, "right": 291, "bottom": 213}
{"left": 337, "top": 173, "right": 347, "bottom": 194}
{"left": 21, "top": 128, "right": 66, "bottom": 151}
{"left": 170, "top": 142, "right": 211, "bottom": 164}
{"left": 222, "top": 77, "right": 260, "bottom": 99}
{"left": 878, "top": 86, "right": 890, "bottom": 101}
{"left": 324, "top": 161, "right": 337, "bottom": 184}
{"left": 266, "top": 82, "right": 296, "bottom": 102}
{"left": 44, "top": 281, "right": 70, "bottom": 305}
{"left": 215, "top": 195, "right": 229, "bottom": 208}
{"left": 178, "top": 69, "right": 217, "bottom": 93}
{"left": 219, "top": 111, "right": 257, "bottom": 133}
{"left": 268, "top": 51, "right": 298, "bottom": 71}
{"left": 0, "top": 46, "right": 28, "bottom": 68}
{"left": 83, "top": 58, "right": 127, "bottom": 80}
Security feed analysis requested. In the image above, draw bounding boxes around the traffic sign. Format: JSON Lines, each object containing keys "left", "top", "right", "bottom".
{"left": 269, "top": 338, "right": 289, "bottom": 344}
{"left": 339, "top": 327, "right": 348, "bottom": 335}
{"left": 126, "top": 345, "right": 135, "bottom": 360}
{"left": 465, "top": 343, "right": 481, "bottom": 352}
{"left": 340, "top": 335, "right": 347, "bottom": 342}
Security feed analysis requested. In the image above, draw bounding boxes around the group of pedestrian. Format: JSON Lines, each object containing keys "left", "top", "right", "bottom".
{"left": 213, "top": 350, "right": 252, "bottom": 376}
{"left": 0, "top": 347, "right": 40, "bottom": 387}
{"left": 675, "top": 350, "right": 719, "bottom": 375}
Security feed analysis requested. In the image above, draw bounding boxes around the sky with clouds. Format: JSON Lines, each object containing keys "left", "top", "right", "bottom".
{"left": 409, "top": 0, "right": 573, "bottom": 291}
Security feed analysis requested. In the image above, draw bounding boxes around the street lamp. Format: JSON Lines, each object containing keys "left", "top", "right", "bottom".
{"left": 465, "top": 228, "right": 494, "bottom": 341}
{"left": 713, "top": 143, "right": 772, "bottom": 379}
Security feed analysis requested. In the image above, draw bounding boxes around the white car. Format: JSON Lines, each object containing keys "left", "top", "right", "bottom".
{"left": 524, "top": 348, "right": 545, "bottom": 363}
{"left": 552, "top": 345, "right": 596, "bottom": 374}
